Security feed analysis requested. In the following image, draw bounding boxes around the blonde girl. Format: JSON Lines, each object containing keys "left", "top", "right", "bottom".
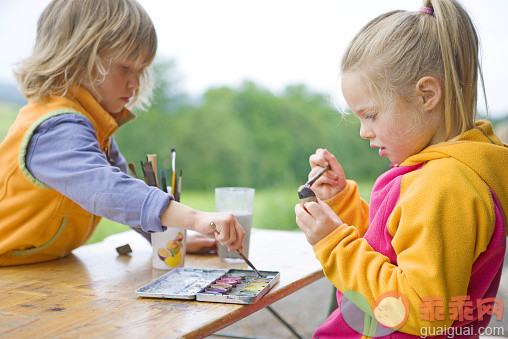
{"left": 0, "top": 0, "right": 244, "bottom": 266}
{"left": 295, "top": 0, "right": 508, "bottom": 337}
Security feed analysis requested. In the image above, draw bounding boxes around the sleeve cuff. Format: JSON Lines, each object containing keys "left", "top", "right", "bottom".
{"left": 322, "top": 180, "right": 355, "bottom": 207}
{"left": 140, "top": 187, "right": 173, "bottom": 233}
{"left": 312, "top": 223, "right": 350, "bottom": 255}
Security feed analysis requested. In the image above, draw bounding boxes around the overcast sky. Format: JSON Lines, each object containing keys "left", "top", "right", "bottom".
{"left": 0, "top": 0, "right": 506, "bottom": 117}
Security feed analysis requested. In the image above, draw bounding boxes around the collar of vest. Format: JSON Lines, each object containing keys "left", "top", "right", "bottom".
{"left": 68, "top": 86, "right": 136, "bottom": 140}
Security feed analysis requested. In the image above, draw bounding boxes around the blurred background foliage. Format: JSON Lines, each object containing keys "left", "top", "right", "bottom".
{"left": 1, "top": 60, "right": 507, "bottom": 240}
{"left": 2, "top": 60, "right": 507, "bottom": 240}
{"left": 115, "top": 60, "right": 390, "bottom": 191}
{"left": 0, "top": 60, "right": 408, "bottom": 239}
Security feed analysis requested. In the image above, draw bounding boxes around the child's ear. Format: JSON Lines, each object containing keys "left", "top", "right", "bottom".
{"left": 415, "top": 76, "right": 442, "bottom": 112}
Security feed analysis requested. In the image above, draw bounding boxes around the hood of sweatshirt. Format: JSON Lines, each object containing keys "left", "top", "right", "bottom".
{"left": 401, "top": 120, "right": 508, "bottom": 235}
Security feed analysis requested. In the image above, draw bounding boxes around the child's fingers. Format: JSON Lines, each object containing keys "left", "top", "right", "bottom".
{"left": 229, "top": 219, "right": 245, "bottom": 251}
{"left": 186, "top": 235, "right": 217, "bottom": 254}
{"left": 214, "top": 216, "right": 232, "bottom": 245}
{"left": 317, "top": 199, "right": 335, "bottom": 216}
{"left": 317, "top": 199, "right": 344, "bottom": 224}
{"left": 295, "top": 203, "right": 315, "bottom": 226}
{"left": 308, "top": 165, "right": 338, "bottom": 185}
{"left": 318, "top": 176, "right": 340, "bottom": 187}
{"left": 297, "top": 197, "right": 336, "bottom": 221}
{"left": 322, "top": 149, "right": 343, "bottom": 174}
{"left": 309, "top": 149, "right": 341, "bottom": 179}
{"left": 310, "top": 148, "right": 337, "bottom": 166}
{"left": 308, "top": 166, "right": 338, "bottom": 182}
{"left": 309, "top": 148, "right": 328, "bottom": 168}
{"left": 296, "top": 200, "right": 343, "bottom": 246}
{"left": 295, "top": 213, "right": 308, "bottom": 233}
{"left": 308, "top": 164, "right": 331, "bottom": 178}
{"left": 304, "top": 201, "right": 328, "bottom": 221}
{"left": 295, "top": 203, "right": 323, "bottom": 245}
{"left": 219, "top": 216, "right": 244, "bottom": 251}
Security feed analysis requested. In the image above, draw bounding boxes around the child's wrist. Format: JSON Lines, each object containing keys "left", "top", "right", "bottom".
{"left": 161, "top": 199, "right": 198, "bottom": 231}
{"left": 187, "top": 208, "right": 199, "bottom": 232}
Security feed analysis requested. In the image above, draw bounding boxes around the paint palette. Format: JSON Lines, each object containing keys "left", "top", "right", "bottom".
{"left": 136, "top": 268, "right": 280, "bottom": 304}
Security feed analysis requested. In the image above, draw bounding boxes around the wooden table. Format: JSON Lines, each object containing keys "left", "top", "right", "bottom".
{"left": 0, "top": 228, "right": 324, "bottom": 338}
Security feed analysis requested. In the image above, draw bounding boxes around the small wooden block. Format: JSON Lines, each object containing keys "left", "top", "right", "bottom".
{"left": 116, "top": 244, "right": 132, "bottom": 255}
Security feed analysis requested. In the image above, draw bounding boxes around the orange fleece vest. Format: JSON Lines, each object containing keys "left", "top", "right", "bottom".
{"left": 0, "top": 87, "right": 134, "bottom": 266}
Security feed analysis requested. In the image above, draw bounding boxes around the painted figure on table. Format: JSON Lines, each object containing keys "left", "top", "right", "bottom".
{"left": 295, "top": 0, "right": 508, "bottom": 337}
{"left": 0, "top": 0, "right": 244, "bottom": 266}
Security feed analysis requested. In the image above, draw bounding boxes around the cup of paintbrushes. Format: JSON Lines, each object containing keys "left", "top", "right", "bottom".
{"left": 148, "top": 154, "right": 186, "bottom": 270}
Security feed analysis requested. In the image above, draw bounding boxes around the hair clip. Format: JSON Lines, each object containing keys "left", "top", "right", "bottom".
{"left": 419, "top": 6, "right": 434, "bottom": 15}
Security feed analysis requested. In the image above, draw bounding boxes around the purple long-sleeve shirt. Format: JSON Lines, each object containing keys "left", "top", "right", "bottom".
{"left": 25, "top": 113, "right": 171, "bottom": 233}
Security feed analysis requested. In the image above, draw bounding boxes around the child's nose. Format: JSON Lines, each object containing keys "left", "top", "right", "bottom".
{"left": 359, "top": 123, "right": 374, "bottom": 139}
{"left": 128, "top": 74, "right": 140, "bottom": 90}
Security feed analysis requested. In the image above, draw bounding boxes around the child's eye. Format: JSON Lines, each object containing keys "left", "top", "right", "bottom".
{"left": 365, "top": 112, "right": 377, "bottom": 120}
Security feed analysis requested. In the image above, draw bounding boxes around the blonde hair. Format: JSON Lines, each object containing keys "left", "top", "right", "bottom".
{"left": 15, "top": 0, "right": 157, "bottom": 110}
{"left": 342, "top": 0, "right": 485, "bottom": 139}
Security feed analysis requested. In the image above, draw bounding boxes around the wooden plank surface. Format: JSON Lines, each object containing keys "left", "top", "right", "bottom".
{"left": 0, "top": 228, "right": 324, "bottom": 338}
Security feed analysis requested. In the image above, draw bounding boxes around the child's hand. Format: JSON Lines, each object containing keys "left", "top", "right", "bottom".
{"left": 295, "top": 198, "right": 344, "bottom": 246}
{"left": 186, "top": 233, "right": 217, "bottom": 254}
{"left": 308, "top": 148, "right": 347, "bottom": 200}
{"left": 194, "top": 212, "right": 245, "bottom": 252}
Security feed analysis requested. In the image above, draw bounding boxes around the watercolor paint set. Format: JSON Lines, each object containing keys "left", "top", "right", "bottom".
{"left": 136, "top": 267, "right": 280, "bottom": 304}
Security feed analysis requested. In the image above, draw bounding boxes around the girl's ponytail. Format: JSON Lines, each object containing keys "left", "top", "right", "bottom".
{"left": 424, "top": 0, "right": 485, "bottom": 137}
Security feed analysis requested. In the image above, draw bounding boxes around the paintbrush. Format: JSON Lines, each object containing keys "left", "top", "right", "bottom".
{"left": 146, "top": 154, "right": 159, "bottom": 188}
{"left": 176, "top": 169, "right": 183, "bottom": 202}
{"left": 140, "top": 161, "right": 147, "bottom": 183}
{"left": 306, "top": 165, "right": 331, "bottom": 187}
{"left": 209, "top": 222, "right": 262, "bottom": 277}
{"left": 141, "top": 161, "right": 158, "bottom": 187}
{"left": 128, "top": 162, "right": 139, "bottom": 179}
{"left": 160, "top": 169, "right": 168, "bottom": 193}
{"left": 170, "top": 148, "right": 176, "bottom": 196}
{"left": 173, "top": 167, "right": 179, "bottom": 202}
{"left": 298, "top": 165, "right": 330, "bottom": 203}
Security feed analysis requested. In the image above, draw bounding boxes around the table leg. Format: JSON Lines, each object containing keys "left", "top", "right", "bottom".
{"left": 265, "top": 305, "right": 304, "bottom": 339}
{"left": 212, "top": 305, "right": 304, "bottom": 339}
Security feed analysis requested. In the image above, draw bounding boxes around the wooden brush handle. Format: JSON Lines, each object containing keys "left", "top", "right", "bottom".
{"left": 146, "top": 154, "right": 159, "bottom": 188}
